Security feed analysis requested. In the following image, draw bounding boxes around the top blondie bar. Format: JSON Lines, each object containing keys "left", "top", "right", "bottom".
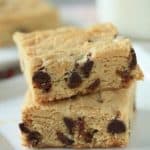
{"left": 13, "top": 23, "right": 143, "bottom": 104}
{"left": 0, "top": 0, "right": 59, "bottom": 46}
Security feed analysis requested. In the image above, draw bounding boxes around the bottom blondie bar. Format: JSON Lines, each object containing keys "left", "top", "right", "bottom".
{"left": 19, "top": 83, "right": 135, "bottom": 148}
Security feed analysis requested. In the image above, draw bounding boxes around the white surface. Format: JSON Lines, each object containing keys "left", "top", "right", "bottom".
{"left": 0, "top": 47, "right": 18, "bottom": 70}
{"left": 96, "top": 0, "right": 150, "bottom": 39}
{"left": 0, "top": 43, "right": 150, "bottom": 150}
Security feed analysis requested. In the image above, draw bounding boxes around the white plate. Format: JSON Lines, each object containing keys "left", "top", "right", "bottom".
{"left": 0, "top": 43, "right": 150, "bottom": 150}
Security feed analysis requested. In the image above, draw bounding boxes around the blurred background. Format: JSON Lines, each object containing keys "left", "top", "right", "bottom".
{"left": 0, "top": 0, "right": 150, "bottom": 149}
{"left": 49, "top": 0, "right": 97, "bottom": 27}
{"left": 50, "top": 0, "right": 150, "bottom": 39}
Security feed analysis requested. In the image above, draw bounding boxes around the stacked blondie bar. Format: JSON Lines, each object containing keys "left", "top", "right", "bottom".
{"left": 14, "top": 24, "right": 143, "bottom": 148}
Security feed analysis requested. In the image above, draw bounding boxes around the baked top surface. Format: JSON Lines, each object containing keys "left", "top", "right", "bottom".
{"left": 14, "top": 24, "right": 126, "bottom": 60}
{"left": 14, "top": 24, "right": 135, "bottom": 74}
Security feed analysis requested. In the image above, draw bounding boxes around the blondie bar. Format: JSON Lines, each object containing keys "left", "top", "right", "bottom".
{"left": 14, "top": 24, "right": 143, "bottom": 103}
{"left": 0, "top": 0, "right": 59, "bottom": 46}
{"left": 19, "top": 82, "right": 135, "bottom": 148}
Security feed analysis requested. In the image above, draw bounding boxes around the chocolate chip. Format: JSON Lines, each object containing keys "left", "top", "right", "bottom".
{"left": 129, "top": 48, "right": 137, "bottom": 70}
{"left": 32, "top": 71, "right": 51, "bottom": 92}
{"left": 86, "top": 79, "right": 100, "bottom": 91}
{"left": 64, "top": 117, "right": 75, "bottom": 134}
{"left": 116, "top": 70, "right": 130, "bottom": 79}
{"left": 67, "top": 71, "right": 82, "bottom": 88}
{"left": 19, "top": 123, "right": 30, "bottom": 134}
{"left": 116, "top": 48, "right": 137, "bottom": 87}
{"left": 84, "top": 129, "right": 98, "bottom": 143}
{"left": 19, "top": 123, "right": 42, "bottom": 147}
{"left": 81, "top": 59, "right": 94, "bottom": 78}
{"left": 84, "top": 132, "right": 93, "bottom": 143}
{"left": 107, "top": 119, "right": 126, "bottom": 134}
{"left": 56, "top": 132, "right": 74, "bottom": 145}
{"left": 116, "top": 70, "right": 133, "bottom": 87}
{"left": 76, "top": 117, "right": 85, "bottom": 135}
{"left": 27, "top": 131, "right": 42, "bottom": 146}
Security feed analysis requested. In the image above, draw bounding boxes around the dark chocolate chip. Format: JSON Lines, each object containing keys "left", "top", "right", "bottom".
{"left": 19, "top": 123, "right": 30, "bottom": 134}
{"left": 129, "top": 48, "right": 137, "bottom": 70}
{"left": 116, "top": 70, "right": 130, "bottom": 78}
{"left": 64, "top": 117, "right": 75, "bottom": 134}
{"left": 27, "top": 131, "right": 42, "bottom": 146}
{"left": 76, "top": 117, "right": 85, "bottom": 135}
{"left": 116, "top": 70, "right": 133, "bottom": 86}
{"left": 67, "top": 71, "right": 82, "bottom": 88}
{"left": 32, "top": 71, "right": 51, "bottom": 92}
{"left": 56, "top": 132, "right": 74, "bottom": 145}
{"left": 86, "top": 79, "right": 100, "bottom": 91}
{"left": 84, "top": 129, "right": 98, "bottom": 143}
{"left": 84, "top": 132, "right": 93, "bottom": 143}
{"left": 81, "top": 59, "right": 94, "bottom": 78}
{"left": 107, "top": 119, "right": 126, "bottom": 134}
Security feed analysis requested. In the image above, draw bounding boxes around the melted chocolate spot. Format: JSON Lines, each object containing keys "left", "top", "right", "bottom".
{"left": 107, "top": 119, "right": 126, "bottom": 134}
{"left": 32, "top": 71, "right": 51, "bottom": 92}
{"left": 87, "top": 79, "right": 100, "bottom": 91}
{"left": 64, "top": 117, "right": 75, "bottom": 134}
{"left": 56, "top": 132, "right": 74, "bottom": 145}
{"left": 76, "top": 117, "right": 85, "bottom": 135}
{"left": 19, "top": 123, "right": 30, "bottom": 134}
{"left": 67, "top": 71, "right": 82, "bottom": 88}
{"left": 129, "top": 48, "right": 137, "bottom": 70}
{"left": 84, "top": 129, "right": 98, "bottom": 143}
{"left": 27, "top": 131, "right": 42, "bottom": 147}
{"left": 116, "top": 70, "right": 133, "bottom": 87}
{"left": 81, "top": 59, "right": 94, "bottom": 78}
{"left": 19, "top": 123, "right": 42, "bottom": 147}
